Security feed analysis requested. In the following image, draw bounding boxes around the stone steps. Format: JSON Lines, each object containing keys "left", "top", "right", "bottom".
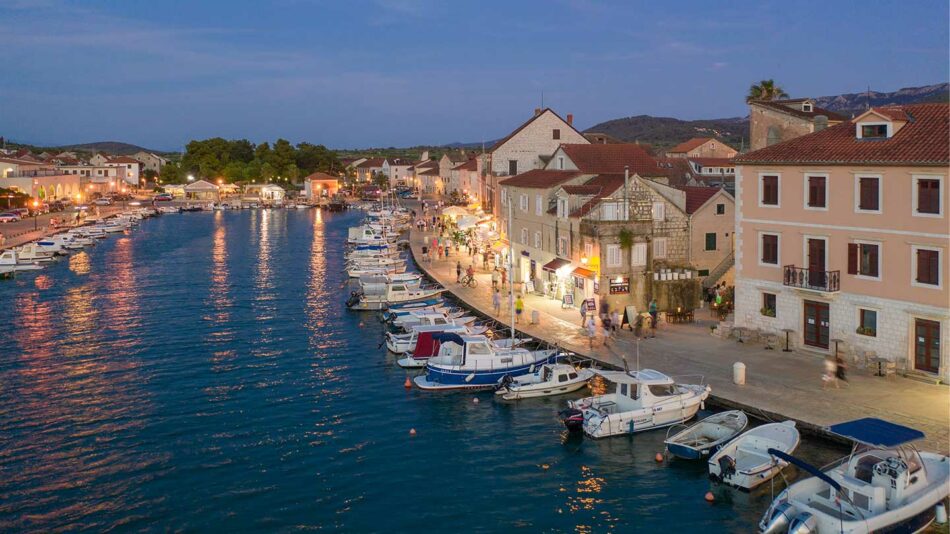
{"left": 903, "top": 369, "right": 944, "bottom": 386}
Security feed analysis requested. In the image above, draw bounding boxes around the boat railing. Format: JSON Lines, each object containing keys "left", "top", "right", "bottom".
{"left": 670, "top": 374, "right": 706, "bottom": 387}
{"left": 665, "top": 422, "right": 691, "bottom": 441}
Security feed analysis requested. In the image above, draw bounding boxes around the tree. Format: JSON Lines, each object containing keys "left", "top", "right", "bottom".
{"left": 260, "top": 162, "right": 276, "bottom": 182}
{"left": 282, "top": 164, "right": 300, "bottom": 184}
{"left": 143, "top": 169, "right": 159, "bottom": 182}
{"left": 222, "top": 162, "right": 245, "bottom": 183}
{"left": 747, "top": 79, "right": 789, "bottom": 102}
{"left": 159, "top": 163, "right": 183, "bottom": 184}
{"left": 371, "top": 171, "right": 389, "bottom": 190}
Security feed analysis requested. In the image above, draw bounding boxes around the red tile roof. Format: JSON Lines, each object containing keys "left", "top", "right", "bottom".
{"left": 108, "top": 156, "right": 140, "bottom": 164}
{"left": 735, "top": 103, "right": 949, "bottom": 166}
{"left": 668, "top": 137, "right": 716, "bottom": 154}
{"left": 490, "top": 108, "right": 586, "bottom": 152}
{"left": 867, "top": 106, "right": 911, "bottom": 122}
{"left": 560, "top": 184, "right": 602, "bottom": 195}
{"left": 356, "top": 158, "right": 385, "bottom": 168}
{"left": 499, "top": 169, "right": 582, "bottom": 189}
{"left": 305, "top": 172, "right": 339, "bottom": 181}
{"left": 688, "top": 157, "right": 734, "bottom": 167}
{"left": 679, "top": 186, "right": 723, "bottom": 214}
{"left": 569, "top": 174, "right": 626, "bottom": 218}
{"left": 751, "top": 99, "right": 847, "bottom": 122}
{"left": 452, "top": 158, "right": 478, "bottom": 171}
{"left": 558, "top": 143, "right": 666, "bottom": 177}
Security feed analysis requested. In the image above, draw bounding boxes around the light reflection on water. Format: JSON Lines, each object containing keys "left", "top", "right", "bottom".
{"left": 0, "top": 210, "right": 847, "bottom": 532}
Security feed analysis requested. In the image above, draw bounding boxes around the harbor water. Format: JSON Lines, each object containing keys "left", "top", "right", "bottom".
{"left": 0, "top": 209, "right": 845, "bottom": 532}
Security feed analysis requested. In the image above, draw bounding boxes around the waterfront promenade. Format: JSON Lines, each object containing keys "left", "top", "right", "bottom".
{"left": 408, "top": 224, "right": 950, "bottom": 454}
{"left": 0, "top": 204, "right": 128, "bottom": 250}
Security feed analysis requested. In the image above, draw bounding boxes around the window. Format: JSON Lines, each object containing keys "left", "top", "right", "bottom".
{"left": 806, "top": 175, "right": 827, "bottom": 209}
{"left": 761, "top": 293, "right": 776, "bottom": 317}
{"left": 533, "top": 231, "right": 541, "bottom": 249}
{"left": 631, "top": 243, "right": 647, "bottom": 266}
{"left": 760, "top": 174, "right": 779, "bottom": 206}
{"left": 848, "top": 242, "right": 880, "bottom": 278}
{"left": 584, "top": 243, "right": 593, "bottom": 258}
{"left": 915, "top": 176, "right": 942, "bottom": 216}
{"left": 858, "top": 309, "right": 877, "bottom": 337}
{"left": 556, "top": 198, "right": 568, "bottom": 218}
{"left": 557, "top": 236, "right": 568, "bottom": 256}
{"left": 508, "top": 160, "right": 518, "bottom": 175}
{"left": 606, "top": 244, "right": 621, "bottom": 267}
{"left": 857, "top": 177, "right": 880, "bottom": 212}
{"left": 802, "top": 102, "right": 813, "bottom": 112}
{"left": 653, "top": 237, "right": 667, "bottom": 259}
{"left": 652, "top": 202, "right": 665, "bottom": 221}
{"left": 557, "top": 157, "right": 565, "bottom": 170}
{"left": 704, "top": 233, "right": 717, "bottom": 251}
{"left": 914, "top": 247, "right": 940, "bottom": 287}
{"left": 535, "top": 194, "right": 542, "bottom": 216}
{"left": 553, "top": 129, "right": 561, "bottom": 140}
{"left": 860, "top": 124, "right": 888, "bottom": 138}
{"left": 760, "top": 233, "right": 779, "bottom": 265}
{"left": 520, "top": 228, "right": 528, "bottom": 245}
{"left": 715, "top": 203, "right": 725, "bottom": 215}
{"left": 519, "top": 194, "right": 528, "bottom": 212}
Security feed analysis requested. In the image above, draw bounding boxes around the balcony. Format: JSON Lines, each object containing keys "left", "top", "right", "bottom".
{"left": 783, "top": 265, "right": 840, "bottom": 293}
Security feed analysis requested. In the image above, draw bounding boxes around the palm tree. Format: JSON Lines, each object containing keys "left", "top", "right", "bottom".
{"left": 746, "top": 79, "right": 789, "bottom": 102}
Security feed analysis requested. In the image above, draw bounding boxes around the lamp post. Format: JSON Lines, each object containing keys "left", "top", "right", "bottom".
{"left": 31, "top": 199, "right": 39, "bottom": 231}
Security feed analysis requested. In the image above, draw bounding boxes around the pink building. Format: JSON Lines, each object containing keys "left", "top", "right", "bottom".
{"left": 733, "top": 103, "right": 949, "bottom": 381}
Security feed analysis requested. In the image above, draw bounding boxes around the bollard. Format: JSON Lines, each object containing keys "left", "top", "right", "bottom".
{"left": 733, "top": 362, "right": 746, "bottom": 386}
{"left": 531, "top": 310, "right": 540, "bottom": 325}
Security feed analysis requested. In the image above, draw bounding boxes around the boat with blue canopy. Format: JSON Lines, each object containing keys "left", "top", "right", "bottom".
{"left": 413, "top": 333, "right": 558, "bottom": 390}
{"left": 759, "top": 417, "right": 950, "bottom": 534}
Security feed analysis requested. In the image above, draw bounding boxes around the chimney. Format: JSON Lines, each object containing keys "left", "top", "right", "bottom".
{"left": 534, "top": 108, "right": 542, "bottom": 117}
{"left": 814, "top": 115, "right": 829, "bottom": 132}
{"left": 567, "top": 114, "right": 573, "bottom": 125}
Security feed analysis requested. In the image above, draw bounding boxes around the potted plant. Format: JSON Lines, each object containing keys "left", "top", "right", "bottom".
{"left": 760, "top": 307, "right": 776, "bottom": 318}
{"left": 856, "top": 326, "right": 876, "bottom": 336}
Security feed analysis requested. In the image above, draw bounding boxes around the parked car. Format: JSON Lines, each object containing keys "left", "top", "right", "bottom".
{"left": 93, "top": 198, "right": 114, "bottom": 206}
{"left": 13, "top": 208, "right": 30, "bottom": 217}
{"left": 49, "top": 201, "right": 65, "bottom": 212}
{"left": 153, "top": 193, "right": 173, "bottom": 202}
{"left": 0, "top": 211, "right": 22, "bottom": 223}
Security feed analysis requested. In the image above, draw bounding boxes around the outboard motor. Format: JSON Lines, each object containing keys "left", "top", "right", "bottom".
{"left": 787, "top": 512, "right": 816, "bottom": 534}
{"left": 759, "top": 501, "right": 796, "bottom": 534}
{"left": 560, "top": 408, "right": 585, "bottom": 432}
{"left": 717, "top": 455, "right": 737, "bottom": 480}
{"left": 345, "top": 290, "right": 362, "bottom": 308}
{"left": 494, "top": 374, "right": 513, "bottom": 392}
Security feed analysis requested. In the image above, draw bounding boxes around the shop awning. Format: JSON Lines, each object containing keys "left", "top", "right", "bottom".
{"left": 542, "top": 258, "right": 571, "bottom": 272}
{"left": 572, "top": 266, "right": 596, "bottom": 278}
{"left": 491, "top": 239, "right": 510, "bottom": 251}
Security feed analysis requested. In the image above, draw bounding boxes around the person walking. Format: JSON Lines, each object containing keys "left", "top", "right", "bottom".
{"left": 602, "top": 314, "right": 612, "bottom": 346}
{"left": 500, "top": 268, "right": 507, "bottom": 289}
{"left": 610, "top": 310, "right": 620, "bottom": 334}
{"left": 456, "top": 261, "right": 462, "bottom": 283}
{"left": 492, "top": 288, "right": 501, "bottom": 316}
{"left": 648, "top": 298, "right": 658, "bottom": 338}
{"left": 835, "top": 354, "right": 849, "bottom": 387}
{"left": 514, "top": 295, "right": 524, "bottom": 324}
{"left": 822, "top": 355, "right": 839, "bottom": 389}
{"left": 0, "top": 231, "right": 5, "bottom": 247}
{"left": 579, "top": 305, "right": 587, "bottom": 327}
{"left": 586, "top": 316, "right": 596, "bottom": 349}
{"left": 491, "top": 268, "right": 499, "bottom": 289}
{"left": 482, "top": 249, "right": 489, "bottom": 270}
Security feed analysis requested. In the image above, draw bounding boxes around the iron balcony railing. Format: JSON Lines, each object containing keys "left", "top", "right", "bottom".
{"left": 783, "top": 265, "right": 840, "bottom": 292}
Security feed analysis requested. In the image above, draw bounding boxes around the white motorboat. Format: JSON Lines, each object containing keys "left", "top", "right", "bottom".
{"left": 347, "top": 265, "right": 407, "bottom": 278}
{"left": 15, "top": 243, "right": 56, "bottom": 263}
{"left": 759, "top": 418, "right": 950, "bottom": 534}
{"left": 708, "top": 420, "right": 800, "bottom": 491}
{"left": 413, "top": 333, "right": 558, "bottom": 390}
{"left": 0, "top": 250, "right": 44, "bottom": 271}
{"left": 34, "top": 236, "right": 68, "bottom": 255}
{"left": 562, "top": 369, "right": 710, "bottom": 438}
{"left": 391, "top": 310, "right": 474, "bottom": 329}
{"left": 664, "top": 410, "right": 749, "bottom": 460}
{"left": 495, "top": 362, "right": 594, "bottom": 400}
{"left": 346, "top": 281, "right": 444, "bottom": 311}
{"left": 64, "top": 232, "right": 94, "bottom": 247}
{"left": 389, "top": 324, "right": 469, "bottom": 356}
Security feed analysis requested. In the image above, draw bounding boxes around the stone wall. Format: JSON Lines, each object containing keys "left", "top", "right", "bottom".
{"left": 749, "top": 105, "right": 814, "bottom": 151}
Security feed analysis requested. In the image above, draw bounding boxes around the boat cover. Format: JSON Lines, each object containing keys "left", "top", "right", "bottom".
{"left": 591, "top": 369, "right": 673, "bottom": 385}
{"left": 413, "top": 332, "right": 441, "bottom": 359}
{"left": 432, "top": 332, "right": 465, "bottom": 346}
{"left": 768, "top": 449, "right": 841, "bottom": 492}
{"left": 826, "top": 418, "right": 925, "bottom": 448}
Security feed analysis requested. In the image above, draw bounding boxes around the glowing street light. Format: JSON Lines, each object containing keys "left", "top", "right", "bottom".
{"left": 187, "top": 174, "right": 195, "bottom": 182}
{"left": 31, "top": 198, "right": 39, "bottom": 230}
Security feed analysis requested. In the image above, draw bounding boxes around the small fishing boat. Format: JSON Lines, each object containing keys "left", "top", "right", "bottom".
{"left": 708, "top": 420, "right": 800, "bottom": 491}
{"left": 346, "top": 282, "right": 444, "bottom": 311}
{"left": 562, "top": 369, "right": 710, "bottom": 438}
{"left": 758, "top": 418, "right": 950, "bottom": 534}
{"left": 15, "top": 243, "right": 56, "bottom": 263}
{"left": 413, "top": 333, "right": 558, "bottom": 390}
{"left": 495, "top": 362, "right": 594, "bottom": 400}
{"left": 664, "top": 410, "right": 749, "bottom": 460}
{"left": 0, "top": 250, "right": 44, "bottom": 271}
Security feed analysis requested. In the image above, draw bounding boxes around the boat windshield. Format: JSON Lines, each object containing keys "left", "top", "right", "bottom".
{"left": 618, "top": 383, "right": 639, "bottom": 399}
{"left": 466, "top": 342, "right": 491, "bottom": 355}
{"left": 648, "top": 384, "right": 677, "bottom": 397}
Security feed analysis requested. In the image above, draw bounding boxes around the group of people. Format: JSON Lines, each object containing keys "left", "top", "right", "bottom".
{"left": 822, "top": 354, "right": 849, "bottom": 389}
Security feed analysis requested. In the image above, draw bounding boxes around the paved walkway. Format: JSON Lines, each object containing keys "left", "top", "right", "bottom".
{"left": 408, "top": 224, "right": 950, "bottom": 454}
{"left": 0, "top": 205, "right": 128, "bottom": 250}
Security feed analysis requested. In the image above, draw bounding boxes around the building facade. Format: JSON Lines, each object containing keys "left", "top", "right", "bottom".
{"left": 734, "top": 103, "right": 949, "bottom": 381}
{"left": 749, "top": 98, "right": 846, "bottom": 151}
{"left": 667, "top": 138, "right": 738, "bottom": 159}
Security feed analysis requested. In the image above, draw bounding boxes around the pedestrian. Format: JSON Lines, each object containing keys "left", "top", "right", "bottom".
{"left": 491, "top": 268, "right": 500, "bottom": 289}
{"left": 456, "top": 261, "right": 462, "bottom": 283}
{"left": 437, "top": 245, "right": 443, "bottom": 259}
{"left": 500, "top": 268, "right": 507, "bottom": 288}
{"left": 822, "top": 355, "right": 838, "bottom": 389}
{"left": 492, "top": 288, "right": 501, "bottom": 316}
{"left": 602, "top": 314, "right": 612, "bottom": 345}
{"left": 610, "top": 310, "right": 620, "bottom": 333}
{"left": 514, "top": 295, "right": 524, "bottom": 324}
{"left": 634, "top": 314, "right": 644, "bottom": 339}
{"left": 648, "top": 298, "right": 658, "bottom": 338}
{"left": 835, "top": 354, "right": 849, "bottom": 386}
{"left": 586, "top": 316, "right": 596, "bottom": 348}
{"left": 579, "top": 305, "right": 587, "bottom": 326}
{"left": 466, "top": 263, "right": 475, "bottom": 282}
{"left": 482, "top": 250, "right": 489, "bottom": 270}
{"left": 422, "top": 245, "right": 429, "bottom": 262}
{"left": 0, "top": 231, "right": 4, "bottom": 247}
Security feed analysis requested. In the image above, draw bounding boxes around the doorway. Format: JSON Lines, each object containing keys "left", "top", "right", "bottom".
{"left": 803, "top": 300, "right": 829, "bottom": 349}
{"left": 807, "top": 238, "right": 826, "bottom": 289}
{"left": 914, "top": 319, "right": 941, "bottom": 374}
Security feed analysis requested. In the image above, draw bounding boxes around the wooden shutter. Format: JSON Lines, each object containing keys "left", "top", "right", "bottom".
{"left": 847, "top": 243, "right": 858, "bottom": 274}
{"left": 868, "top": 245, "right": 879, "bottom": 277}
{"left": 917, "top": 249, "right": 938, "bottom": 284}
{"left": 919, "top": 179, "right": 939, "bottom": 214}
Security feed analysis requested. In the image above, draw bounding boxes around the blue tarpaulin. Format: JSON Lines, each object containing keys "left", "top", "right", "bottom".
{"left": 827, "top": 418, "right": 925, "bottom": 448}
{"left": 432, "top": 333, "right": 465, "bottom": 346}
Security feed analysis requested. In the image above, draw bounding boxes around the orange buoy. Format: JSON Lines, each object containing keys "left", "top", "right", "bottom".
{"left": 409, "top": 428, "right": 417, "bottom": 436}
{"left": 540, "top": 464, "right": 550, "bottom": 470}
{"left": 655, "top": 452, "right": 664, "bottom": 463}
{"left": 704, "top": 492, "right": 715, "bottom": 503}
{"left": 404, "top": 376, "right": 412, "bottom": 389}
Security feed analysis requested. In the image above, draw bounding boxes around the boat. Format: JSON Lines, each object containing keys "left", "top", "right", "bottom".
{"left": 413, "top": 333, "right": 558, "bottom": 390}
{"left": 389, "top": 324, "right": 469, "bottom": 355}
{"left": 34, "top": 236, "right": 69, "bottom": 255}
{"left": 495, "top": 362, "right": 594, "bottom": 400}
{"left": 708, "top": 420, "right": 800, "bottom": 491}
{"left": 390, "top": 310, "right": 474, "bottom": 329}
{"left": 664, "top": 410, "right": 749, "bottom": 460}
{"left": 561, "top": 369, "right": 710, "bottom": 438}
{"left": 0, "top": 250, "right": 44, "bottom": 271}
{"left": 758, "top": 418, "right": 950, "bottom": 534}
{"left": 347, "top": 265, "right": 407, "bottom": 278}
{"left": 15, "top": 243, "right": 56, "bottom": 263}
{"left": 345, "top": 282, "right": 444, "bottom": 311}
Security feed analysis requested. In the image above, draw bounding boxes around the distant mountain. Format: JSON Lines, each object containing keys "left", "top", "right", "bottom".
{"left": 53, "top": 141, "right": 163, "bottom": 155}
{"left": 584, "top": 82, "right": 949, "bottom": 150}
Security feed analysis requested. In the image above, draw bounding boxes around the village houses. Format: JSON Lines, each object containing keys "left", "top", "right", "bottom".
{"left": 131, "top": 151, "right": 168, "bottom": 174}
{"left": 733, "top": 102, "right": 949, "bottom": 382}
{"left": 748, "top": 98, "right": 847, "bottom": 150}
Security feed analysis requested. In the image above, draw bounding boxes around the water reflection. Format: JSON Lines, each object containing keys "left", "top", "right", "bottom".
{"left": 103, "top": 237, "right": 141, "bottom": 349}
{"left": 68, "top": 251, "right": 90, "bottom": 275}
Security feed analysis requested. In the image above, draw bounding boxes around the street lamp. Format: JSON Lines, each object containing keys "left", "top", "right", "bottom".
{"left": 31, "top": 199, "right": 39, "bottom": 231}
{"left": 187, "top": 174, "right": 195, "bottom": 182}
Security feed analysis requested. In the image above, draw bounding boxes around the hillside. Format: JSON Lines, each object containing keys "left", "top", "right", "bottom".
{"left": 584, "top": 82, "right": 949, "bottom": 150}
{"left": 54, "top": 141, "right": 159, "bottom": 155}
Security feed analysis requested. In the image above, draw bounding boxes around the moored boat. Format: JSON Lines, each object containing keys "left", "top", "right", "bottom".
{"left": 708, "top": 420, "right": 800, "bottom": 491}
{"left": 413, "top": 333, "right": 558, "bottom": 390}
{"left": 495, "top": 362, "right": 594, "bottom": 400}
{"left": 664, "top": 410, "right": 749, "bottom": 460}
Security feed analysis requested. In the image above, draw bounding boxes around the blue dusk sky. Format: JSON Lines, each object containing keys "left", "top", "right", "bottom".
{"left": 1, "top": 0, "right": 947, "bottom": 150}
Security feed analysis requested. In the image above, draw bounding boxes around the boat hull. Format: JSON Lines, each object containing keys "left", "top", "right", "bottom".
{"left": 414, "top": 352, "right": 558, "bottom": 390}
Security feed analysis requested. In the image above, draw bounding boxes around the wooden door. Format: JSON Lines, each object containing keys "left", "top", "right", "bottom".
{"left": 803, "top": 300, "right": 829, "bottom": 349}
{"left": 914, "top": 319, "right": 941, "bottom": 374}
{"left": 807, "top": 238, "right": 826, "bottom": 289}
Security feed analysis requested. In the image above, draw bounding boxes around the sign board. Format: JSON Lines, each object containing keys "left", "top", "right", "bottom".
{"left": 526, "top": 280, "right": 535, "bottom": 294}
{"left": 621, "top": 306, "right": 638, "bottom": 329}
{"left": 561, "top": 293, "right": 574, "bottom": 308}
{"left": 584, "top": 298, "right": 597, "bottom": 312}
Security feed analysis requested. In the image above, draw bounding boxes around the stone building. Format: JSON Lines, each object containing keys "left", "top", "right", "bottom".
{"left": 666, "top": 138, "right": 737, "bottom": 159}
{"left": 749, "top": 98, "right": 847, "bottom": 151}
